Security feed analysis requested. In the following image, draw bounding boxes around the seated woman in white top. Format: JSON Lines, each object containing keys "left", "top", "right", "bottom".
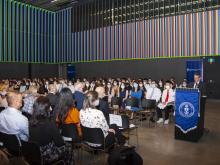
{"left": 80, "top": 91, "right": 125, "bottom": 147}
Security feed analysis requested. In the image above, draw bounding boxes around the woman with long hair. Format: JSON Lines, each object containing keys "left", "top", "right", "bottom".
{"left": 29, "top": 96, "right": 65, "bottom": 164}
{"left": 55, "top": 88, "right": 81, "bottom": 137}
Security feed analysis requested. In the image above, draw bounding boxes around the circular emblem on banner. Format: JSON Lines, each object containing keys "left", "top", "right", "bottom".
{"left": 179, "top": 102, "right": 195, "bottom": 118}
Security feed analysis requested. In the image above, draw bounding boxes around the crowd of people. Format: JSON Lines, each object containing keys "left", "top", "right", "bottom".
{"left": 0, "top": 76, "right": 189, "bottom": 164}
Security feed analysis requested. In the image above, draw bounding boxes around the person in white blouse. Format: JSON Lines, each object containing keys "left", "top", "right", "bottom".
{"left": 145, "top": 81, "right": 162, "bottom": 103}
{"left": 80, "top": 91, "right": 125, "bottom": 147}
{"left": 156, "top": 80, "right": 175, "bottom": 124}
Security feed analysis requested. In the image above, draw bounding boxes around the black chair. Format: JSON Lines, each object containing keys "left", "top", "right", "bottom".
{"left": 0, "top": 132, "right": 21, "bottom": 156}
{"left": 111, "top": 97, "right": 122, "bottom": 114}
{"left": 60, "top": 124, "right": 81, "bottom": 143}
{"left": 120, "top": 115, "right": 139, "bottom": 146}
{"left": 138, "top": 99, "right": 157, "bottom": 127}
{"left": 125, "top": 98, "right": 140, "bottom": 122}
{"left": 22, "top": 141, "right": 65, "bottom": 165}
{"left": 80, "top": 126, "right": 112, "bottom": 164}
{"left": 125, "top": 98, "right": 139, "bottom": 108}
{"left": 60, "top": 123, "right": 81, "bottom": 163}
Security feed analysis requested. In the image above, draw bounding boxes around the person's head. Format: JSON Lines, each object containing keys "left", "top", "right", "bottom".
{"left": 120, "top": 83, "right": 126, "bottom": 90}
{"left": 28, "top": 86, "right": 38, "bottom": 94}
{"left": 6, "top": 91, "right": 23, "bottom": 110}
{"left": 151, "top": 81, "right": 157, "bottom": 88}
{"left": 164, "top": 80, "right": 172, "bottom": 90}
{"left": 74, "top": 82, "right": 84, "bottom": 92}
{"left": 113, "top": 80, "right": 118, "bottom": 86}
{"left": 30, "top": 96, "right": 51, "bottom": 126}
{"left": 83, "top": 91, "right": 99, "bottom": 110}
{"left": 48, "top": 84, "right": 57, "bottom": 94}
{"left": 138, "top": 81, "right": 143, "bottom": 88}
{"left": 56, "top": 88, "right": 76, "bottom": 122}
{"left": 194, "top": 72, "right": 201, "bottom": 83}
{"left": 107, "top": 82, "right": 111, "bottom": 89}
{"left": 95, "top": 86, "right": 106, "bottom": 99}
{"left": 158, "top": 80, "right": 163, "bottom": 87}
{"left": 133, "top": 82, "right": 139, "bottom": 89}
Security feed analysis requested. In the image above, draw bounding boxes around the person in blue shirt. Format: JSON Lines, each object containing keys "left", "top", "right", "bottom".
{"left": 129, "top": 82, "right": 143, "bottom": 112}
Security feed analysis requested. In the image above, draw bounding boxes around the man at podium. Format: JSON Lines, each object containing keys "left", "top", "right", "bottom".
{"left": 187, "top": 72, "right": 207, "bottom": 137}
{"left": 187, "top": 72, "right": 207, "bottom": 97}
{"left": 175, "top": 72, "right": 207, "bottom": 142}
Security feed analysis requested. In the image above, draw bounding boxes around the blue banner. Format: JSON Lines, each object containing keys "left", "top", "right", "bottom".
{"left": 67, "top": 64, "right": 75, "bottom": 80}
{"left": 186, "top": 60, "right": 203, "bottom": 83}
{"left": 175, "top": 89, "right": 200, "bottom": 134}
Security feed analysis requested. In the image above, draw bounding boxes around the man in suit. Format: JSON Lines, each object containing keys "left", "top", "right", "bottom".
{"left": 188, "top": 72, "right": 207, "bottom": 97}
{"left": 188, "top": 72, "right": 207, "bottom": 134}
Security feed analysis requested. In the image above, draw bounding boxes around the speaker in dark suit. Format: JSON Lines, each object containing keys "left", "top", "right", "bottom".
{"left": 187, "top": 72, "right": 207, "bottom": 136}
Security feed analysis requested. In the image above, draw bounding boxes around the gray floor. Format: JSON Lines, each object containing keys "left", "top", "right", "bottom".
{"left": 79, "top": 99, "right": 220, "bottom": 165}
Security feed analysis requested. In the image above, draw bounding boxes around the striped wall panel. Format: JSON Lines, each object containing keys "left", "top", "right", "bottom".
{"left": 0, "top": 0, "right": 55, "bottom": 63}
{"left": 69, "top": 9, "right": 220, "bottom": 63}
{"left": 0, "top": 3, "right": 220, "bottom": 64}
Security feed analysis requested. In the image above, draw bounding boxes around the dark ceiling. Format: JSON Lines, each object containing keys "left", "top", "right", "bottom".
{"left": 16, "top": 0, "right": 94, "bottom": 11}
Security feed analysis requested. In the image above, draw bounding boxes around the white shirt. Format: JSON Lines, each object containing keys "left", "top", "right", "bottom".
{"left": 158, "top": 89, "right": 175, "bottom": 109}
{"left": 80, "top": 108, "right": 109, "bottom": 138}
{"left": 145, "top": 87, "right": 161, "bottom": 102}
{"left": 0, "top": 107, "right": 29, "bottom": 142}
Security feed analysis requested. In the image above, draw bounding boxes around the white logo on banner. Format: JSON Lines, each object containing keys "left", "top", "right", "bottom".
{"left": 179, "top": 102, "right": 195, "bottom": 118}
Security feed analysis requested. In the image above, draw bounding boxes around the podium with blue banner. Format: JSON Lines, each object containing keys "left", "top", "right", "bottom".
{"left": 175, "top": 88, "right": 204, "bottom": 142}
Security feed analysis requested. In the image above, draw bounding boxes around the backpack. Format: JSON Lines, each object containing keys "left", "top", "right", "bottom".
{"left": 108, "top": 146, "right": 143, "bottom": 165}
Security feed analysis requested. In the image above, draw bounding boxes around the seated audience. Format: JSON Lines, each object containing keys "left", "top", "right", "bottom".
{"left": 0, "top": 91, "right": 29, "bottom": 142}
{"left": 156, "top": 80, "right": 175, "bottom": 124}
{"left": 56, "top": 88, "right": 81, "bottom": 137}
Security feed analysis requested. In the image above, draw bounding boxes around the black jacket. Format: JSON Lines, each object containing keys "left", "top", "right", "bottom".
{"left": 188, "top": 81, "right": 207, "bottom": 97}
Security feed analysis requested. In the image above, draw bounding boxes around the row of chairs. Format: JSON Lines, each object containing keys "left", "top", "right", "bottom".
{"left": 111, "top": 97, "right": 157, "bottom": 126}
